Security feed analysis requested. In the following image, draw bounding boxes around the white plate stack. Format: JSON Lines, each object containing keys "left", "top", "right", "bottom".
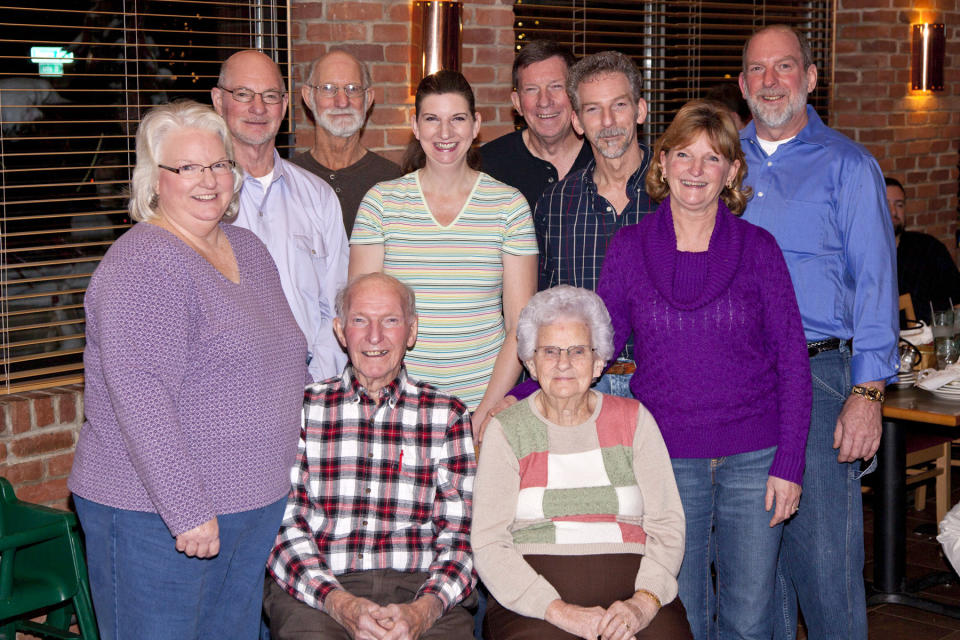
{"left": 928, "top": 379, "right": 960, "bottom": 400}
{"left": 892, "top": 370, "right": 918, "bottom": 388}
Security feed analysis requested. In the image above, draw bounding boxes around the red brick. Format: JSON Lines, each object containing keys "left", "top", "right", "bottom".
{"left": 32, "top": 396, "right": 54, "bottom": 428}
{"left": 463, "top": 28, "right": 496, "bottom": 46}
{"left": 373, "top": 23, "right": 408, "bottom": 43}
{"left": 463, "top": 65, "right": 495, "bottom": 85}
{"left": 337, "top": 44, "right": 384, "bottom": 63}
{"left": 384, "top": 44, "right": 409, "bottom": 65}
{"left": 389, "top": 3, "right": 411, "bottom": 21}
{"left": 382, "top": 85, "right": 414, "bottom": 105}
{"left": 46, "top": 452, "right": 75, "bottom": 478}
{"left": 386, "top": 128, "right": 414, "bottom": 147}
{"left": 5, "top": 460, "right": 43, "bottom": 484}
{"left": 327, "top": 2, "right": 384, "bottom": 21}
{"left": 6, "top": 398, "right": 32, "bottom": 434}
{"left": 17, "top": 478, "right": 70, "bottom": 506}
{"left": 371, "top": 63, "right": 408, "bottom": 84}
{"left": 292, "top": 3, "right": 326, "bottom": 19}
{"left": 0, "top": 443, "right": 6, "bottom": 462}
{"left": 359, "top": 128, "right": 386, "bottom": 148}
{"left": 58, "top": 392, "right": 77, "bottom": 424}
{"left": 476, "top": 8, "right": 515, "bottom": 27}
{"left": 10, "top": 431, "right": 75, "bottom": 458}
{"left": 369, "top": 107, "right": 409, "bottom": 126}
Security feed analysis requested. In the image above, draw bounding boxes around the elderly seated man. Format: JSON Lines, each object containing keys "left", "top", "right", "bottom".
{"left": 264, "top": 272, "right": 477, "bottom": 640}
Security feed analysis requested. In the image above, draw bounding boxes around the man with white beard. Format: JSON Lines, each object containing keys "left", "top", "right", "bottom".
{"left": 737, "top": 25, "right": 897, "bottom": 640}
{"left": 291, "top": 49, "right": 401, "bottom": 237}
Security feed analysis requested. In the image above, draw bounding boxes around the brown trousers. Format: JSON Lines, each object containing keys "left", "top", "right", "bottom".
{"left": 263, "top": 570, "right": 476, "bottom": 640}
{"left": 483, "top": 554, "right": 693, "bottom": 640}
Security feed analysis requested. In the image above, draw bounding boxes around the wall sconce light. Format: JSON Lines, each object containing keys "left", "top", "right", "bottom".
{"left": 912, "top": 23, "right": 945, "bottom": 92}
{"left": 411, "top": 1, "right": 462, "bottom": 90}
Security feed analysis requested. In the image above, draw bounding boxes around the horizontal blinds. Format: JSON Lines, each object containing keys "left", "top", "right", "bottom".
{"left": 0, "top": 1, "right": 290, "bottom": 393}
{"left": 513, "top": 0, "right": 833, "bottom": 136}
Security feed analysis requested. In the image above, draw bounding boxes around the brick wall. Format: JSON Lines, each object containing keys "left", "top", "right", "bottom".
{"left": 834, "top": 0, "right": 960, "bottom": 256}
{"left": 0, "top": 385, "right": 83, "bottom": 509}
{"left": 289, "top": 0, "right": 517, "bottom": 165}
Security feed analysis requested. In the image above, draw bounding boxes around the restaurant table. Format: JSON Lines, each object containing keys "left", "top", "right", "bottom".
{"left": 870, "top": 386, "right": 960, "bottom": 617}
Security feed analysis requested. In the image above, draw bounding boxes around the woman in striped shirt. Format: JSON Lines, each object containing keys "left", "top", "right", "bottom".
{"left": 350, "top": 70, "right": 538, "bottom": 431}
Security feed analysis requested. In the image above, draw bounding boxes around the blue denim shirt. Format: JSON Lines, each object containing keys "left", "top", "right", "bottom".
{"left": 740, "top": 106, "right": 898, "bottom": 385}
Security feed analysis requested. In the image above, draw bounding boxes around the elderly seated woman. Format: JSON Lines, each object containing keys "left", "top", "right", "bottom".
{"left": 471, "top": 285, "right": 691, "bottom": 640}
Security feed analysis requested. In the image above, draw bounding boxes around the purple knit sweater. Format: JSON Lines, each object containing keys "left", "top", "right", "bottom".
{"left": 68, "top": 222, "right": 308, "bottom": 535}
{"left": 596, "top": 198, "right": 811, "bottom": 484}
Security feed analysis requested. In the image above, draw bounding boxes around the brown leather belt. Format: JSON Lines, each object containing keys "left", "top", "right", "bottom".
{"left": 606, "top": 361, "right": 637, "bottom": 375}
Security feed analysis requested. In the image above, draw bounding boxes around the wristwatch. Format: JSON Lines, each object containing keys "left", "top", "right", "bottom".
{"left": 851, "top": 384, "right": 885, "bottom": 403}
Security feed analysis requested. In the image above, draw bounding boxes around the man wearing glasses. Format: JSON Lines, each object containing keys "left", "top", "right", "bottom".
{"left": 213, "top": 49, "right": 349, "bottom": 383}
{"left": 291, "top": 49, "right": 401, "bottom": 237}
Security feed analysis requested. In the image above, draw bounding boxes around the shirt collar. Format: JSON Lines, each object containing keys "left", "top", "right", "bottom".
{"left": 242, "top": 148, "right": 286, "bottom": 185}
{"left": 343, "top": 365, "right": 407, "bottom": 407}
{"left": 582, "top": 140, "right": 651, "bottom": 192}
{"left": 741, "top": 104, "right": 828, "bottom": 150}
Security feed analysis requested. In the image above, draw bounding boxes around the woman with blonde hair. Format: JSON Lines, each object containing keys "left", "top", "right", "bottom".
{"left": 596, "top": 100, "right": 812, "bottom": 639}
{"left": 69, "top": 100, "right": 306, "bottom": 639}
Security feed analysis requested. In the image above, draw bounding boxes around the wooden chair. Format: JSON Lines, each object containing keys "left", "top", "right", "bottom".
{"left": 906, "top": 434, "right": 952, "bottom": 524}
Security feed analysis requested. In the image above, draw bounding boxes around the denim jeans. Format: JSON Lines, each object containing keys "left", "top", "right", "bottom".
{"left": 593, "top": 371, "right": 633, "bottom": 398}
{"left": 671, "top": 446, "right": 782, "bottom": 640}
{"left": 75, "top": 495, "right": 287, "bottom": 640}
{"left": 773, "top": 344, "right": 869, "bottom": 640}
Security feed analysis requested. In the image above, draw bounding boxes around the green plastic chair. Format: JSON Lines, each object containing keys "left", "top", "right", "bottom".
{"left": 0, "top": 478, "right": 99, "bottom": 639}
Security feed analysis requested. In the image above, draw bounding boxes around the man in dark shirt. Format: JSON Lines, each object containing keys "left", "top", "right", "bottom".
{"left": 888, "top": 176, "right": 960, "bottom": 322}
{"left": 479, "top": 40, "right": 593, "bottom": 210}
{"left": 535, "top": 50, "right": 656, "bottom": 397}
{"left": 292, "top": 48, "right": 401, "bottom": 237}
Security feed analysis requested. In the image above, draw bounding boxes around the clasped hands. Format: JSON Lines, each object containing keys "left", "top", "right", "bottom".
{"left": 326, "top": 590, "right": 441, "bottom": 640}
{"left": 545, "top": 592, "right": 659, "bottom": 640}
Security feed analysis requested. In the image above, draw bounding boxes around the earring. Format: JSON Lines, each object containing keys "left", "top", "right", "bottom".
{"left": 149, "top": 192, "right": 159, "bottom": 208}
{"left": 660, "top": 172, "right": 667, "bottom": 183}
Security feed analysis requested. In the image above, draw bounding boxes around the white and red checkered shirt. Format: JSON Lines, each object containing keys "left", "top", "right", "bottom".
{"left": 266, "top": 366, "right": 476, "bottom": 612}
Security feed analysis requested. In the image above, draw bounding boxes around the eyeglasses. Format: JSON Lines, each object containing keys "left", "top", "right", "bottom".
{"left": 158, "top": 160, "right": 236, "bottom": 179}
{"left": 217, "top": 86, "right": 286, "bottom": 104}
{"left": 534, "top": 345, "right": 596, "bottom": 362}
{"left": 306, "top": 83, "right": 366, "bottom": 99}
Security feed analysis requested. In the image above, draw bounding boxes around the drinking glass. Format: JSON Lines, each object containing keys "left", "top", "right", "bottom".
{"left": 932, "top": 307, "right": 958, "bottom": 368}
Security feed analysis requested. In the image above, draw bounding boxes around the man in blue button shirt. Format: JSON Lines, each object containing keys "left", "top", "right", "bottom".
{"left": 738, "top": 25, "right": 898, "bottom": 640}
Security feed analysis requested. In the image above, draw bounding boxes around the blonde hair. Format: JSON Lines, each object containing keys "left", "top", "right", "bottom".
{"left": 129, "top": 100, "right": 242, "bottom": 222}
{"left": 646, "top": 99, "right": 751, "bottom": 215}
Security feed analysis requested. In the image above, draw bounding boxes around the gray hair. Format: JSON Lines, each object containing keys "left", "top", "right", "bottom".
{"left": 335, "top": 273, "right": 417, "bottom": 323}
{"left": 308, "top": 48, "right": 372, "bottom": 89}
{"left": 129, "top": 100, "right": 241, "bottom": 222}
{"left": 517, "top": 285, "right": 614, "bottom": 362}
{"left": 567, "top": 50, "right": 644, "bottom": 113}
{"left": 742, "top": 24, "right": 814, "bottom": 72}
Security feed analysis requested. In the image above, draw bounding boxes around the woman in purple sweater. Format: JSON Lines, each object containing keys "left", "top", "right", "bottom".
{"left": 596, "top": 100, "right": 811, "bottom": 639}
{"left": 67, "top": 101, "right": 307, "bottom": 639}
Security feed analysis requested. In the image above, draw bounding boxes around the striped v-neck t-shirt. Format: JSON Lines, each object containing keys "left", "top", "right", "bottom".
{"left": 352, "top": 171, "right": 537, "bottom": 410}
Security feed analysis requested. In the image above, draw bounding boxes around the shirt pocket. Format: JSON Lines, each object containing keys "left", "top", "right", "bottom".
{"left": 292, "top": 234, "right": 332, "bottom": 320}
{"left": 394, "top": 442, "right": 437, "bottom": 521}
{"left": 771, "top": 201, "right": 832, "bottom": 258}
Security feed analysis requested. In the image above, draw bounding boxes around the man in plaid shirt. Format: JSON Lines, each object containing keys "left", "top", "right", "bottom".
{"left": 264, "top": 273, "right": 477, "bottom": 640}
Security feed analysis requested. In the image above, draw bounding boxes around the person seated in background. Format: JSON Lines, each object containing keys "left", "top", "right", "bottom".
{"left": 703, "top": 83, "right": 751, "bottom": 130}
{"left": 264, "top": 273, "right": 477, "bottom": 640}
{"left": 472, "top": 285, "right": 691, "bottom": 640}
{"left": 887, "top": 176, "right": 960, "bottom": 323}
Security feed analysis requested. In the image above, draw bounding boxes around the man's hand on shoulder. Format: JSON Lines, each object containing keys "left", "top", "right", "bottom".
{"left": 833, "top": 380, "right": 884, "bottom": 462}
{"left": 370, "top": 594, "right": 442, "bottom": 640}
{"left": 325, "top": 589, "right": 390, "bottom": 639}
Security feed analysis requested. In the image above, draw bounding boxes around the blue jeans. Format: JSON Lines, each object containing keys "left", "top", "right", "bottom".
{"left": 672, "top": 446, "right": 782, "bottom": 640}
{"left": 773, "top": 344, "right": 869, "bottom": 640}
{"left": 75, "top": 495, "right": 287, "bottom": 640}
{"left": 593, "top": 371, "right": 633, "bottom": 398}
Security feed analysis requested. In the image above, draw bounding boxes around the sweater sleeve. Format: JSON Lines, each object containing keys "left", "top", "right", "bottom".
{"left": 631, "top": 404, "right": 685, "bottom": 605}
{"left": 755, "top": 230, "right": 812, "bottom": 484}
{"left": 471, "top": 419, "right": 562, "bottom": 619}
{"left": 91, "top": 256, "right": 214, "bottom": 535}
